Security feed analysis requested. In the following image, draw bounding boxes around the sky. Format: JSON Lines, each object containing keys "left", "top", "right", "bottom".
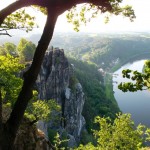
{"left": 0, "top": 0, "right": 150, "bottom": 34}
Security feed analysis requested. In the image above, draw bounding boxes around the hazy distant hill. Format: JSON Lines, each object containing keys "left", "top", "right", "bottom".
{"left": 2, "top": 32, "right": 150, "bottom": 71}
{"left": 39, "top": 32, "right": 150, "bottom": 71}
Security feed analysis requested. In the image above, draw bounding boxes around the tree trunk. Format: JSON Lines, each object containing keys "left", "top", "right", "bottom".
{"left": 0, "top": 8, "right": 58, "bottom": 150}
{"left": 0, "top": 89, "right": 2, "bottom": 127}
{"left": 0, "top": 89, "right": 3, "bottom": 150}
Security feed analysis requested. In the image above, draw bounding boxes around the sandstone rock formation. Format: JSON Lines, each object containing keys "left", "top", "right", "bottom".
{"left": 36, "top": 47, "right": 85, "bottom": 147}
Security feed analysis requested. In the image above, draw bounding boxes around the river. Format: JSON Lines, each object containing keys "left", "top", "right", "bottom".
{"left": 113, "top": 60, "right": 150, "bottom": 127}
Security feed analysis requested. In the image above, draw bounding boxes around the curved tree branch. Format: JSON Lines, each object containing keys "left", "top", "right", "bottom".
{"left": 0, "top": 0, "right": 112, "bottom": 27}
{"left": 0, "top": 1, "right": 30, "bottom": 25}
{"left": 0, "top": 0, "right": 49, "bottom": 26}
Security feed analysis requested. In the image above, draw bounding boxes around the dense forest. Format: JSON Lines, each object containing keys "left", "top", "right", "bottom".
{"left": 68, "top": 58, "right": 119, "bottom": 132}
{"left": 50, "top": 33, "right": 150, "bottom": 71}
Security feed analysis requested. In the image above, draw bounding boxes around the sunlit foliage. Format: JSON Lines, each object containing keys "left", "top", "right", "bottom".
{"left": 26, "top": 91, "right": 61, "bottom": 122}
{"left": 66, "top": 2, "right": 135, "bottom": 31}
{"left": 118, "top": 60, "right": 150, "bottom": 92}
{"left": 17, "top": 38, "right": 36, "bottom": 62}
{"left": 1, "top": 9, "right": 36, "bottom": 35}
{"left": 0, "top": 0, "right": 135, "bottom": 34}
{"left": 76, "top": 113, "right": 150, "bottom": 150}
{"left": 0, "top": 54, "right": 24, "bottom": 105}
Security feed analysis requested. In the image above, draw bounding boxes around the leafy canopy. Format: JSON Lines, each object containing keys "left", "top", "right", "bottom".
{"left": 118, "top": 60, "right": 150, "bottom": 92}
{"left": 26, "top": 91, "right": 61, "bottom": 122}
{"left": 0, "top": 54, "right": 24, "bottom": 105}
{"left": 17, "top": 38, "right": 36, "bottom": 62}
{"left": 66, "top": 2, "right": 135, "bottom": 31}
{"left": 0, "top": 0, "right": 135, "bottom": 34}
{"left": 0, "top": 9, "right": 36, "bottom": 36}
{"left": 76, "top": 113, "right": 150, "bottom": 150}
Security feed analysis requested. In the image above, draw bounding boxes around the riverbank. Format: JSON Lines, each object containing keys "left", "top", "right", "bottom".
{"left": 104, "top": 53, "right": 150, "bottom": 115}
{"left": 104, "top": 73, "right": 119, "bottom": 108}
{"left": 110, "top": 52, "right": 150, "bottom": 73}
{"left": 113, "top": 60, "right": 150, "bottom": 127}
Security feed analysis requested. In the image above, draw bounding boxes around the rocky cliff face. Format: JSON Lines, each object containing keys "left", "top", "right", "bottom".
{"left": 36, "top": 47, "right": 85, "bottom": 147}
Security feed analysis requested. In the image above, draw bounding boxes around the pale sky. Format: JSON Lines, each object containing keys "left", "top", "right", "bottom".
{"left": 0, "top": 0, "right": 150, "bottom": 33}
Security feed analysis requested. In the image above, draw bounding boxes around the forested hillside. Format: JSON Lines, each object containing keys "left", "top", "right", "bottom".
{"left": 68, "top": 58, "right": 119, "bottom": 132}
{"left": 2, "top": 33, "right": 150, "bottom": 72}
{"left": 49, "top": 33, "right": 150, "bottom": 71}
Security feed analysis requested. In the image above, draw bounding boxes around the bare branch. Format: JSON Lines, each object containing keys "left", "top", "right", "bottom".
{"left": 0, "top": 29, "right": 12, "bottom": 37}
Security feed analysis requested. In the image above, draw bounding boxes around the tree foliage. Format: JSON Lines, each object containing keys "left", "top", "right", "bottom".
{"left": 68, "top": 57, "right": 119, "bottom": 132}
{"left": 76, "top": 113, "right": 150, "bottom": 150}
{"left": 17, "top": 38, "right": 36, "bottom": 62}
{"left": 118, "top": 60, "right": 150, "bottom": 92}
{"left": 66, "top": 3, "right": 135, "bottom": 31}
{"left": 0, "top": 9, "right": 36, "bottom": 36}
{"left": 0, "top": 0, "right": 135, "bottom": 34}
{"left": 3, "top": 42, "right": 18, "bottom": 56}
{"left": 26, "top": 91, "right": 61, "bottom": 123}
{"left": 0, "top": 42, "right": 17, "bottom": 56}
{"left": 0, "top": 38, "right": 36, "bottom": 62}
{"left": 0, "top": 54, "right": 24, "bottom": 105}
